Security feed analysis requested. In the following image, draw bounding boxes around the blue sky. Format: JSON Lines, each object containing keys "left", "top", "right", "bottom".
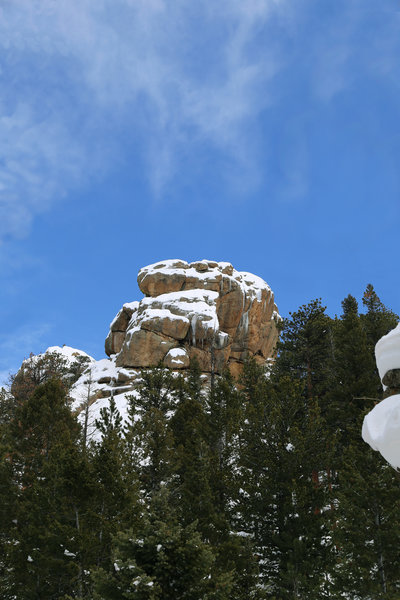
{"left": 1, "top": 0, "right": 400, "bottom": 384}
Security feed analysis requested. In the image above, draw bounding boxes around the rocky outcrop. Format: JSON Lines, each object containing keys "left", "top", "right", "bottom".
{"left": 105, "top": 259, "right": 280, "bottom": 376}
{"left": 12, "top": 261, "right": 280, "bottom": 439}
{"left": 105, "top": 302, "right": 139, "bottom": 356}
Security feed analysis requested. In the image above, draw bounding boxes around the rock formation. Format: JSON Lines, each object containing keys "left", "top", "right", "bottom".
{"left": 105, "top": 259, "right": 280, "bottom": 378}
{"left": 13, "top": 260, "right": 280, "bottom": 437}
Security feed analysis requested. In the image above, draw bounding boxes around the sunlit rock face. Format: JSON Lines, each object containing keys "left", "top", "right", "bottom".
{"left": 106, "top": 259, "right": 280, "bottom": 377}
{"left": 12, "top": 261, "right": 280, "bottom": 440}
{"left": 362, "top": 323, "right": 400, "bottom": 469}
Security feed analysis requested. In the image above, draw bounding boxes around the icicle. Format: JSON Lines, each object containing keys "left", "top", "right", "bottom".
{"left": 242, "top": 311, "right": 249, "bottom": 336}
{"left": 191, "top": 315, "right": 197, "bottom": 347}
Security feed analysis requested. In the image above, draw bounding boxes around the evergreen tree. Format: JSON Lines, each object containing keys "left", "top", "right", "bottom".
{"left": 1, "top": 379, "right": 85, "bottom": 599}
{"left": 89, "top": 395, "right": 139, "bottom": 575}
{"left": 237, "top": 360, "right": 333, "bottom": 598}
{"left": 1, "top": 286, "right": 398, "bottom": 599}
{"left": 169, "top": 362, "right": 215, "bottom": 539}
{"left": 206, "top": 369, "right": 260, "bottom": 599}
{"left": 327, "top": 295, "right": 377, "bottom": 447}
{"left": 333, "top": 439, "right": 400, "bottom": 599}
{"left": 274, "top": 299, "right": 334, "bottom": 406}
{"left": 125, "top": 366, "right": 176, "bottom": 497}
{"left": 329, "top": 291, "right": 400, "bottom": 598}
{"left": 93, "top": 486, "right": 233, "bottom": 600}
{"left": 362, "top": 284, "right": 398, "bottom": 354}
{"left": 10, "top": 351, "right": 70, "bottom": 404}
{"left": 206, "top": 368, "right": 246, "bottom": 544}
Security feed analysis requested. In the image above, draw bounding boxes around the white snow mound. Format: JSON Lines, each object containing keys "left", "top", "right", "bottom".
{"left": 24, "top": 345, "right": 94, "bottom": 367}
{"left": 375, "top": 323, "right": 400, "bottom": 384}
{"left": 362, "top": 394, "right": 400, "bottom": 469}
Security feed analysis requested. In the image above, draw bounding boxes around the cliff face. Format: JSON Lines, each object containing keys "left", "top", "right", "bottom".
{"left": 105, "top": 259, "right": 280, "bottom": 379}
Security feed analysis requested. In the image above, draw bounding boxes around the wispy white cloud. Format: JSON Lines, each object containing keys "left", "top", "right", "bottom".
{"left": 0, "top": 0, "right": 284, "bottom": 238}
{"left": 1, "top": 0, "right": 399, "bottom": 240}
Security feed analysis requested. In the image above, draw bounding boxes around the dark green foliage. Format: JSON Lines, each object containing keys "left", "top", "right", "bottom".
{"left": 1, "top": 285, "right": 400, "bottom": 599}
{"left": 362, "top": 284, "right": 399, "bottom": 352}
{"left": 332, "top": 440, "right": 400, "bottom": 599}
{"left": 327, "top": 295, "right": 377, "bottom": 446}
{"left": 68, "top": 354, "right": 93, "bottom": 386}
{"left": 93, "top": 486, "right": 233, "bottom": 600}
{"left": 90, "top": 395, "right": 139, "bottom": 574}
{"left": 326, "top": 290, "right": 400, "bottom": 597}
{"left": 206, "top": 369, "right": 242, "bottom": 536}
{"left": 10, "top": 351, "right": 70, "bottom": 403}
{"left": 274, "top": 299, "right": 334, "bottom": 405}
{"left": 1, "top": 379, "right": 84, "bottom": 599}
{"left": 169, "top": 365, "right": 215, "bottom": 537}
{"left": 125, "top": 366, "right": 176, "bottom": 496}
{"left": 237, "top": 360, "right": 334, "bottom": 598}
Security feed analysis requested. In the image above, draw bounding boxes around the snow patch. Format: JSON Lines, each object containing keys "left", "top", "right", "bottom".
{"left": 375, "top": 323, "right": 400, "bottom": 384}
{"left": 168, "top": 348, "right": 187, "bottom": 358}
{"left": 362, "top": 394, "right": 400, "bottom": 469}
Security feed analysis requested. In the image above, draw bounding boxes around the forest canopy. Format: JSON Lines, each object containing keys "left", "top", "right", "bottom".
{"left": 0, "top": 285, "right": 399, "bottom": 599}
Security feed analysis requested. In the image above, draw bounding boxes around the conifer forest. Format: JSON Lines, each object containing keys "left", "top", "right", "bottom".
{"left": 1, "top": 285, "right": 400, "bottom": 599}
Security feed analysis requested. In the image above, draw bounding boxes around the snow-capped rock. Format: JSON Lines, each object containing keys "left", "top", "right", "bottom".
{"left": 12, "top": 260, "right": 281, "bottom": 438}
{"left": 106, "top": 259, "right": 280, "bottom": 377}
{"left": 24, "top": 345, "right": 94, "bottom": 368}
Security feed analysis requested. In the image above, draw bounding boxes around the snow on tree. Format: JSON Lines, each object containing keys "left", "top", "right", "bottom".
{"left": 362, "top": 323, "right": 400, "bottom": 469}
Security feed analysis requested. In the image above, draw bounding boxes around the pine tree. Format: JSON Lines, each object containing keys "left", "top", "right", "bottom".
{"left": 206, "top": 369, "right": 260, "bottom": 599}
{"left": 327, "top": 295, "right": 377, "bottom": 448}
{"left": 93, "top": 486, "right": 234, "bottom": 600}
{"left": 169, "top": 362, "right": 215, "bottom": 540}
{"left": 237, "top": 360, "right": 333, "bottom": 598}
{"left": 0, "top": 394, "right": 17, "bottom": 595}
{"left": 10, "top": 351, "right": 70, "bottom": 404}
{"left": 362, "top": 284, "right": 398, "bottom": 354}
{"left": 1, "top": 379, "right": 84, "bottom": 599}
{"left": 207, "top": 369, "right": 241, "bottom": 520}
{"left": 274, "top": 299, "right": 334, "bottom": 410}
{"left": 328, "top": 290, "right": 400, "bottom": 598}
{"left": 89, "top": 395, "right": 139, "bottom": 576}
{"left": 333, "top": 438, "right": 400, "bottom": 599}
{"left": 125, "top": 366, "right": 176, "bottom": 497}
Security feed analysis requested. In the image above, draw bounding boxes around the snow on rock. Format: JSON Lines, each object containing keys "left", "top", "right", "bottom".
{"left": 44, "top": 346, "right": 93, "bottom": 363}
{"left": 14, "top": 346, "right": 138, "bottom": 441}
{"left": 164, "top": 347, "right": 190, "bottom": 369}
{"left": 105, "top": 301, "right": 140, "bottom": 356}
{"left": 107, "top": 259, "right": 280, "bottom": 378}
{"left": 16, "top": 345, "right": 95, "bottom": 390}
{"left": 12, "top": 260, "right": 280, "bottom": 437}
{"left": 64, "top": 354, "right": 143, "bottom": 441}
{"left": 21, "top": 345, "right": 94, "bottom": 369}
